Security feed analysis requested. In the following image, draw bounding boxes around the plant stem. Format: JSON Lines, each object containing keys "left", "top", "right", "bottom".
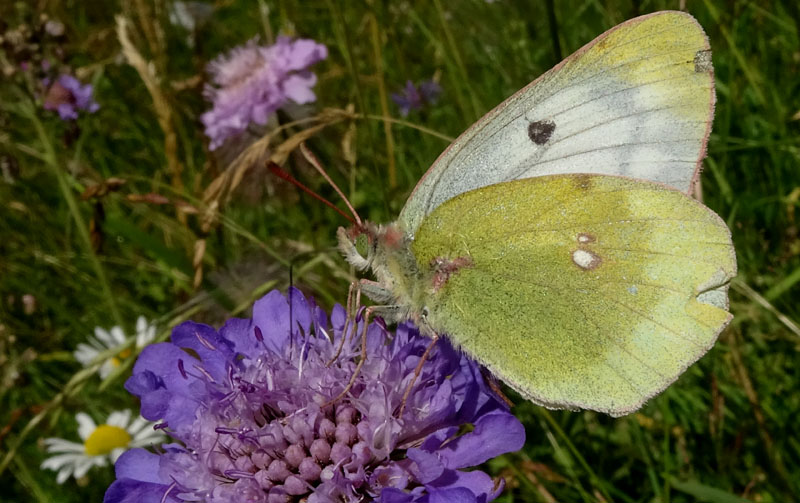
{"left": 26, "top": 105, "right": 123, "bottom": 326}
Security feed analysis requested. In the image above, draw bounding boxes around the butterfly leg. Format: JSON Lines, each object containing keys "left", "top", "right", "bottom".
{"left": 480, "top": 367, "right": 514, "bottom": 407}
{"left": 358, "top": 279, "right": 395, "bottom": 305}
{"left": 326, "top": 281, "right": 361, "bottom": 366}
{"left": 324, "top": 303, "right": 395, "bottom": 407}
{"left": 397, "top": 330, "right": 440, "bottom": 417}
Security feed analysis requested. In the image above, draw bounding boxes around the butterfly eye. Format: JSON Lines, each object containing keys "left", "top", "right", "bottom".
{"left": 353, "top": 233, "right": 372, "bottom": 257}
{"left": 337, "top": 227, "right": 371, "bottom": 271}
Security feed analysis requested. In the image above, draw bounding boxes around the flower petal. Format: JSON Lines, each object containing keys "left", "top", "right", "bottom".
{"left": 436, "top": 410, "right": 525, "bottom": 469}
{"left": 107, "top": 410, "right": 132, "bottom": 428}
{"left": 104, "top": 479, "right": 171, "bottom": 503}
{"left": 94, "top": 327, "right": 115, "bottom": 347}
{"left": 42, "top": 453, "right": 84, "bottom": 471}
{"left": 43, "top": 438, "right": 85, "bottom": 453}
{"left": 170, "top": 321, "right": 234, "bottom": 382}
{"left": 428, "top": 487, "right": 478, "bottom": 503}
{"left": 283, "top": 73, "right": 317, "bottom": 104}
{"left": 428, "top": 469, "right": 495, "bottom": 501}
{"left": 378, "top": 487, "right": 415, "bottom": 503}
{"left": 56, "top": 465, "right": 74, "bottom": 484}
{"left": 406, "top": 448, "right": 444, "bottom": 484}
{"left": 76, "top": 412, "right": 97, "bottom": 441}
{"left": 115, "top": 448, "right": 167, "bottom": 484}
{"left": 110, "top": 326, "right": 127, "bottom": 345}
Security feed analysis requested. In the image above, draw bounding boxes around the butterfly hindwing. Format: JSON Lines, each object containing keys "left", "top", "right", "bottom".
{"left": 400, "top": 11, "right": 715, "bottom": 236}
{"left": 411, "top": 175, "right": 735, "bottom": 416}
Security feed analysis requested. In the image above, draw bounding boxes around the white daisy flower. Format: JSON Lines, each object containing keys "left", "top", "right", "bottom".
{"left": 134, "top": 316, "right": 157, "bottom": 349}
{"left": 41, "top": 410, "right": 165, "bottom": 484}
{"left": 74, "top": 316, "right": 157, "bottom": 378}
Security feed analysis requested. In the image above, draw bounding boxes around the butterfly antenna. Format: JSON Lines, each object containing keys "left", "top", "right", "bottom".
{"left": 300, "top": 142, "right": 363, "bottom": 228}
{"left": 267, "top": 161, "right": 356, "bottom": 226}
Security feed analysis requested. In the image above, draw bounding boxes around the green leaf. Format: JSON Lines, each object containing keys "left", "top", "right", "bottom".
{"left": 669, "top": 477, "right": 753, "bottom": 503}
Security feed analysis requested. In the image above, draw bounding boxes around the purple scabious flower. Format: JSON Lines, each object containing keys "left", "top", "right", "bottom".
{"left": 105, "top": 289, "right": 524, "bottom": 503}
{"left": 391, "top": 80, "right": 441, "bottom": 117}
{"left": 201, "top": 37, "right": 327, "bottom": 150}
{"left": 42, "top": 74, "right": 99, "bottom": 120}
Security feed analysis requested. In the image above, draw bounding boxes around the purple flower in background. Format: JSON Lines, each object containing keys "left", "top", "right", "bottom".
{"left": 42, "top": 74, "right": 99, "bottom": 120}
{"left": 105, "top": 289, "right": 524, "bottom": 503}
{"left": 391, "top": 80, "right": 441, "bottom": 117}
{"left": 201, "top": 37, "right": 327, "bottom": 150}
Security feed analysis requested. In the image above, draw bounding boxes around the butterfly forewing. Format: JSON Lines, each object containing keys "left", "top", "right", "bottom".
{"left": 399, "top": 11, "right": 715, "bottom": 237}
{"left": 411, "top": 175, "right": 735, "bottom": 416}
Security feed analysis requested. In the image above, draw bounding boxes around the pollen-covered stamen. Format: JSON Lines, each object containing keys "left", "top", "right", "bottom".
{"left": 354, "top": 305, "right": 366, "bottom": 323}
{"left": 225, "top": 470, "right": 255, "bottom": 479}
{"left": 227, "top": 365, "right": 236, "bottom": 388}
{"left": 176, "top": 356, "right": 220, "bottom": 385}
{"left": 374, "top": 317, "right": 387, "bottom": 331}
{"left": 192, "top": 363, "right": 217, "bottom": 383}
{"left": 195, "top": 332, "right": 217, "bottom": 350}
{"left": 161, "top": 482, "right": 177, "bottom": 503}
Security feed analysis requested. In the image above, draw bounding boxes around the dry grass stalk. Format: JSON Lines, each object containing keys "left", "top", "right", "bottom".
{"left": 200, "top": 108, "right": 355, "bottom": 232}
{"left": 115, "top": 15, "right": 184, "bottom": 196}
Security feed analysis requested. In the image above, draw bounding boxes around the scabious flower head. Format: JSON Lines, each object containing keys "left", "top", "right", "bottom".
{"left": 391, "top": 80, "right": 441, "bottom": 117}
{"left": 105, "top": 289, "right": 524, "bottom": 503}
{"left": 41, "top": 410, "right": 164, "bottom": 484}
{"left": 42, "top": 74, "right": 99, "bottom": 120}
{"left": 75, "top": 316, "right": 158, "bottom": 378}
{"left": 201, "top": 37, "right": 327, "bottom": 150}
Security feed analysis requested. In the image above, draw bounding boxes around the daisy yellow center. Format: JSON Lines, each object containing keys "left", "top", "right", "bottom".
{"left": 111, "top": 348, "right": 132, "bottom": 368}
{"left": 84, "top": 424, "right": 131, "bottom": 456}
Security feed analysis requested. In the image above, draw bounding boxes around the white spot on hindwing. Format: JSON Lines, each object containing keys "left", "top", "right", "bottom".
{"left": 572, "top": 249, "right": 601, "bottom": 270}
{"left": 572, "top": 232, "right": 601, "bottom": 271}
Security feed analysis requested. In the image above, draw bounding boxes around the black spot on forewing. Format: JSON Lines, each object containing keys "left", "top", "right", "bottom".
{"left": 528, "top": 120, "right": 556, "bottom": 145}
{"left": 694, "top": 49, "right": 712, "bottom": 73}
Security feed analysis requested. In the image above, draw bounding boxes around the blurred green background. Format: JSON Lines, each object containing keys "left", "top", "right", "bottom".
{"left": 1, "top": 0, "right": 799, "bottom": 501}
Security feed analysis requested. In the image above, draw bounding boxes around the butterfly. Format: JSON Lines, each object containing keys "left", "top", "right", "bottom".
{"left": 336, "top": 11, "right": 736, "bottom": 417}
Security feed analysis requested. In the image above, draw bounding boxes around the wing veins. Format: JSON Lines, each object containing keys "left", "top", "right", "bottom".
{"left": 533, "top": 138, "right": 708, "bottom": 167}
{"left": 528, "top": 20, "right": 701, "bottom": 111}
{"left": 453, "top": 269, "right": 689, "bottom": 382}
{"left": 447, "top": 271, "right": 660, "bottom": 396}
{"left": 489, "top": 217, "right": 726, "bottom": 239}
{"left": 443, "top": 52, "right": 706, "bottom": 178}
{"left": 574, "top": 298, "right": 671, "bottom": 384}
{"left": 594, "top": 245, "right": 729, "bottom": 266}
{"left": 466, "top": 254, "right": 717, "bottom": 297}
{"left": 545, "top": 115, "right": 706, "bottom": 153}
{"left": 605, "top": 296, "right": 707, "bottom": 349}
{"left": 418, "top": 22, "right": 707, "bottom": 217}
{"left": 563, "top": 291, "right": 660, "bottom": 391}
{"left": 480, "top": 43, "right": 706, "bottom": 152}
{"left": 541, "top": 69, "right": 710, "bottom": 127}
